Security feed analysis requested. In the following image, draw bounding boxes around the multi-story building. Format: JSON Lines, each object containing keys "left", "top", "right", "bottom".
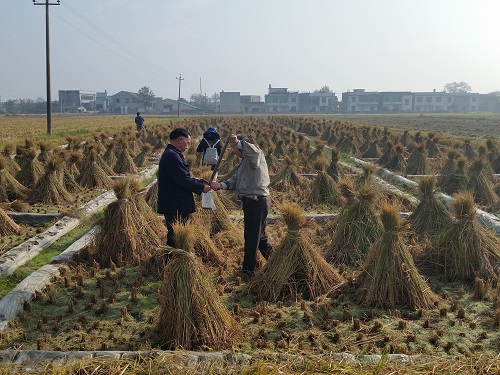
{"left": 219, "top": 91, "right": 242, "bottom": 113}
{"left": 341, "top": 89, "right": 489, "bottom": 113}
{"left": 265, "top": 85, "right": 300, "bottom": 113}
{"left": 58, "top": 90, "right": 96, "bottom": 113}
{"left": 109, "top": 91, "right": 144, "bottom": 114}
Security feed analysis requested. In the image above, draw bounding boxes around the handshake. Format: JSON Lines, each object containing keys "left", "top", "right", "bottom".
{"left": 198, "top": 179, "right": 223, "bottom": 193}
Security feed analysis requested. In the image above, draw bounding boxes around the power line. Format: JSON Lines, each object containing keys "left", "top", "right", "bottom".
{"left": 50, "top": 11, "right": 172, "bottom": 78}
{"left": 61, "top": 1, "right": 174, "bottom": 76}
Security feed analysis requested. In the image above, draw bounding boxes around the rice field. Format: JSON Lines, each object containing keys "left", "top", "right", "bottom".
{"left": 1, "top": 114, "right": 500, "bottom": 373}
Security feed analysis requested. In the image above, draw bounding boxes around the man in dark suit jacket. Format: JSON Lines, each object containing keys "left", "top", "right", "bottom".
{"left": 157, "top": 128, "right": 210, "bottom": 247}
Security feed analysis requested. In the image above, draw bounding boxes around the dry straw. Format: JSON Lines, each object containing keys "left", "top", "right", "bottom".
{"left": 467, "top": 158, "right": 499, "bottom": 206}
{"left": 15, "top": 148, "right": 44, "bottom": 188}
{"left": 325, "top": 181, "right": 383, "bottom": 266}
{"left": 93, "top": 177, "right": 161, "bottom": 266}
{"left": 432, "top": 191, "right": 500, "bottom": 281}
{"left": 157, "top": 220, "right": 242, "bottom": 350}
{"left": 355, "top": 203, "right": 439, "bottom": 309}
{"left": 406, "top": 143, "right": 429, "bottom": 176}
{"left": 28, "top": 155, "right": 74, "bottom": 205}
{"left": 0, "top": 206, "right": 20, "bottom": 236}
{"left": 308, "top": 170, "right": 340, "bottom": 207}
{"left": 0, "top": 158, "right": 28, "bottom": 202}
{"left": 77, "top": 150, "right": 113, "bottom": 189}
{"left": 409, "top": 175, "right": 453, "bottom": 237}
{"left": 270, "top": 157, "right": 303, "bottom": 192}
{"left": 246, "top": 202, "right": 343, "bottom": 301}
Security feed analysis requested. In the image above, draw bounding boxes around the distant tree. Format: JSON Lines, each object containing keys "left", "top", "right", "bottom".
{"left": 314, "top": 85, "right": 333, "bottom": 93}
{"left": 444, "top": 81, "right": 472, "bottom": 93}
{"left": 137, "top": 86, "right": 155, "bottom": 109}
{"left": 3, "top": 99, "right": 18, "bottom": 114}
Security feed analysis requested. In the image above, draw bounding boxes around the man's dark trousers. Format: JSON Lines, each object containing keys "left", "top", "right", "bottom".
{"left": 241, "top": 196, "right": 272, "bottom": 272}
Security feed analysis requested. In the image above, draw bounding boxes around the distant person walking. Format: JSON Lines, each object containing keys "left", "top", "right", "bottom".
{"left": 135, "top": 112, "right": 145, "bottom": 131}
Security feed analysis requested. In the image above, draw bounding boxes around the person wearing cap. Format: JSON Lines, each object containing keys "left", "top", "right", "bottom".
{"left": 135, "top": 112, "right": 145, "bottom": 131}
{"left": 210, "top": 133, "right": 273, "bottom": 275}
{"left": 196, "top": 127, "right": 222, "bottom": 165}
{"left": 157, "top": 128, "right": 211, "bottom": 248}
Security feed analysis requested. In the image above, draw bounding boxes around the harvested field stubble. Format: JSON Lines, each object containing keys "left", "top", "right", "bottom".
{"left": 1, "top": 114, "right": 500, "bottom": 365}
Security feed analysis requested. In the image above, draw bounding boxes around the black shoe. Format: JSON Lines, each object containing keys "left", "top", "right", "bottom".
{"left": 236, "top": 267, "right": 255, "bottom": 278}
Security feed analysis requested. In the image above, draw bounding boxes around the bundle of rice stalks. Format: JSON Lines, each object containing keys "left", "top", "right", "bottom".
{"left": 1, "top": 144, "right": 20, "bottom": 176}
{"left": 144, "top": 178, "right": 159, "bottom": 212}
{"left": 270, "top": 157, "right": 303, "bottom": 192}
{"left": 355, "top": 163, "right": 377, "bottom": 188}
{"left": 67, "top": 151, "right": 82, "bottom": 178}
{"left": 28, "top": 155, "right": 75, "bottom": 205}
{"left": 246, "top": 203, "right": 343, "bottom": 301}
{"left": 426, "top": 135, "right": 441, "bottom": 158}
{"left": 0, "top": 158, "right": 28, "bottom": 202}
{"left": 467, "top": 158, "right": 499, "bottom": 206}
{"left": 399, "top": 130, "right": 410, "bottom": 147}
{"left": 437, "top": 150, "right": 459, "bottom": 188}
{"left": 325, "top": 181, "right": 382, "bottom": 266}
{"left": 190, "top": 217, "right": 225, "bottom": 266}
{"left": 439, "top": 156, "right": 468, "bottom": 196}
{"left": 409, "top": 176, "right": 453, "bottom": 237}
{"left": 15, "top": 148, "right": 44, "bottom": 188}
{"left": 308, "top": 170, "right": 340, "bottom": 207}
{"left": 0, "top": 206, "right": 20, "bottom": 236}
{"left": 385, "top": 144, "right": 407, "bottom": 172}
{"left": 93, "top": 178, "right": 161, "bottom": 266}
{"left": 134, "top": 143, "right": 153, "bottom": 167}
{"left": 406, "top": 143, "right": 428, "bottom": 176}
{"left": 326, "top": 147, "right": 341, "bottom": 182}
{"left": 156, "top": 222, "right": 242, "bottom": 350}
{"left": 377, "top": 141, "right": 395, "bottom": 166}
{"left": 102, "top": 142, "right": 118, "bottom": 170}
{"left": 433, "top": 192, "right": 500, "bottom": 281}
{"left": 362, "top": 138, "right": 381, "bottom": 159}
{"left": 37, "top": 142, "right": 53, "bottom": 164}
{"left": 130, "top": 180, "right": 166, "bottom": 239}
{"left": 114, "top": 142, "right": 138, "bottom": 174}
{"left": 356, "top": 203, "right": 439, "bottom": 309}
{"left": 77, "top": 150, "right": 113, "bottom": 190}
{"left": 195, "top": 191, "right": 235, "bottom": 235}
{"left": 463, "top": 139, "right": 477, "bottom": 160}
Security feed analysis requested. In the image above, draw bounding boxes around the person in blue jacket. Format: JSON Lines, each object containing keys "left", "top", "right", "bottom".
{"left": 157, "top": 128, "right": 211, "bottom": 247}
{"left": 196, "top": 127, "right": 222, "bottom": 163}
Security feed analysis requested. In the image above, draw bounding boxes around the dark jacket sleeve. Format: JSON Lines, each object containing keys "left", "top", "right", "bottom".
{"left": 164, "top": 152, "right": 204, "bottom": 195}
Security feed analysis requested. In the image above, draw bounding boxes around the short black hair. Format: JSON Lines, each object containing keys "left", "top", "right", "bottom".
{"left": 136, "top": 112, "right": 140, "bottom": 115}
{"left": 169, "top": 128, "right": 191, "bottom": 140}
{"left": 237, "top": 133, "right": 251, "bottom": 143}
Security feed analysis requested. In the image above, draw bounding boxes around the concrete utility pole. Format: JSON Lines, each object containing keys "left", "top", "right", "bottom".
{"left": 176, "top": 74, "right": 184, "bottom": 117}
{"left": 33, "top": 0, "right": 60, "bottom": 136}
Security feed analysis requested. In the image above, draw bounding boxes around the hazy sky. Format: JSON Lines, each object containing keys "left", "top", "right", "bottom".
{"left": 1, "top": 0, "right": 499, "bottom": 102}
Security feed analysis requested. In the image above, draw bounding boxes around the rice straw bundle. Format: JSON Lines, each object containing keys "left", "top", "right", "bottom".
{"left": 439, "top": 156, "right": 468, "bottom": 196}
{"left": 406, "top": 143, "right": 429, "bottom": 175}
{"left": 325, "top": 181, "right": 382, "bottom": 265}
{"left": 432, "top": 192, "right": 500, "bottom": 281}
{"left": 467, "top": 158, "right": 499, "bottom": 206}
{"left": 409, "top": 176, "right": 452, "bottom": 237}
{"left": 102, "top": 142, "right": 118, "bottom": 170}
{"left": 426, "top": 135, "right": 441, "bottom": 158}
{"left": 377, "top": 141, "right": 395, "bottom": 166}
{"left": 385, "top": 144, "right": 407, "bottom": 172}
{"left": 0, "top": 158, "right": 28, "bottom": 202}
{"left": 190, "top": 217, "right": 225, "bottom": 265}
{"left": 0, "top": 206, "right": 20, "bottom": 236}
{"left": 308, "top": 170, "right": 340, "bottom": 207}
{"left": 114, "top": 142, "right": 138, "bottom": 174}
{"left": 28, "top": 155, "right": 74, "bottom": 205}
{"left": 246, "top": 203, "right": 343, "bottom": 301}
{"left": 77, "top": 150, "right": 113, "bottom": 189}
{"left": 131, "top": 187, "right": 166, "bottom": 239}
{"left": 463, "top": 139, "right": 477, "bottom": 160}
{"left": 134, "top": 143, "right": 153, "bottom": 167}
{"left": 355, "top": 163, "right": 376, "bottom": 188}
{"left": 1, "top": 144, "right": 20, "bottom": 176}
{"left": 356, "top": 203, "right": 439, "bottom": 309}
{"left": 270, "top": 157, "right": 303, "bottom": 192}
{"left": 362, "top": 138, "right": 381, "bottom": 159}
{"left": 195, "top": 191, "right": 234, "bottom": 235}
{"left": 93, "top": 177, "right": 160, "bottom": 266}
{"left": 437, "top": 150, "right": 459, "bottom": 188}
{"left": 144, "top": 178, "right": 158, "bottom": 212}
{"left": 157, "top": 222, "right": 241, "bottom": 350}
{"left": 15, "top": 148, "right": 44, "bottom": 188}
{"left": 37, "top": 142, "right": 53, "bottom": 164}
{"left": 67, "top": 151, "right": 82, "bottom": 178}
{"left": 326, "top": 147, "right": 341, "bottom": 182}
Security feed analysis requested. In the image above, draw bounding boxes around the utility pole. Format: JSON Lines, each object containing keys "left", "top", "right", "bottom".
{"left": 33, "top": 0, "right": 60, "bottom": 136}
{"left": 176, "top": 74, "right": 184, "bottom": 117}
{"left": 199, "top": 77, "right": 203, "bottom": 111}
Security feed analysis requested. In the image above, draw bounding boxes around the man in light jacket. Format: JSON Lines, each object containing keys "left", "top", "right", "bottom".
{"left": 211, "top": 133, "right": 273, "bottom": 275}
